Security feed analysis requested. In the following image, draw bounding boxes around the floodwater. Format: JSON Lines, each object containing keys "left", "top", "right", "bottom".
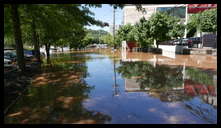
{"left": 5, "top": 49, "right": 217, "bottom": 124}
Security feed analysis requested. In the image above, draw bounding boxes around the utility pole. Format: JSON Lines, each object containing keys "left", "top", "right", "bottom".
{"left": 113, "top": 56, "right": 119, "bottom": 96}
{"left": 184, "top": 4, "right": 188, "bottom": 38}
{"left": 113, "top": 6, "right": 116, "bottom": 49}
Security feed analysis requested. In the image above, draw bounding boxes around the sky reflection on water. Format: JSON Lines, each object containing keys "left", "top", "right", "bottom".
{"left": 5, "top": 51, "right": 217, "bottom": 124}
{"left": 83, "top": 52, "right": 217, "bottom": 124}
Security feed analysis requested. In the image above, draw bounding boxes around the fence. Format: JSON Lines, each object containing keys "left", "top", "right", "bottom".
{"left": 202, "top": 34, "right": 217, "bottom": 48}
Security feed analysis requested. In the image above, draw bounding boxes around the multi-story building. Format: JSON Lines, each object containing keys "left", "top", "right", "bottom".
{"left": 123, "top": 4, "right": 186, "bottom": 25}
{"left": 123, "top": 4, "right": 217, "bottom": 38}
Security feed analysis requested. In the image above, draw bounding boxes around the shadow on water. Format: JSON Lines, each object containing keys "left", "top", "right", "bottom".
{"left": 5, "top": 53, "right": 111, "bottom": 124}
{"left": 5, "top": 50, "right": 217, "bottom": 124}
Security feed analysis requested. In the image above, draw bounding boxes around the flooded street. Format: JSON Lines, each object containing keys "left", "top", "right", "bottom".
{"left": 5, "top": 49, "right": 217, "bottom": 124}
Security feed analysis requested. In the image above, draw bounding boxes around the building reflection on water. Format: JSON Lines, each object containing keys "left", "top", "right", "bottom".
{"left": 118, "top": 50, "right": 217, "bottom": 122}
{"left": 118, "top": 50, "right": 217, "bottom": 123}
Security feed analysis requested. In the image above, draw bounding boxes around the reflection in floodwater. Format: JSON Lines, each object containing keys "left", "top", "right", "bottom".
{"left": 118, "top": 50, "right": 217, "bottom": 123}
{"left": 5, "top": 50, "right": 217, "bottom": 124}
{"left": 118, "top": 62, "right": 216, "bottom": 123}
{"left": 113, "top": 58, "right": 120, "bottom": 97}
{"left": 84, "top": 51, "right": 216, "bottom": 124}
{"left": 5, "top": 53, "right": 111, "bottom": 124}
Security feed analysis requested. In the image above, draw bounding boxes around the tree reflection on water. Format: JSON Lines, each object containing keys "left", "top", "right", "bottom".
{"left": 5, "top": 53, "right": 111, "bottom": 124}
{"left": 117, "top": 62, "right": 183, "bottom": 90}
{"left": 117, "top": 61, "right": 216, "bottom": 103}
{"left": 117, "top": 61, "right": 217, "bottom": 123}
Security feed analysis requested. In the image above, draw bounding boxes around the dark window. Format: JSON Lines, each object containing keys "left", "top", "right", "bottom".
{"left": 156, "top": 7, "right": 186, "bottom": 18}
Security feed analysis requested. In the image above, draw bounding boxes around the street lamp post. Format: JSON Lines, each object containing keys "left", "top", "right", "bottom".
{"left": 184, "top": 4, "right": 188, "bottom": 38}
{"left": 113, "top": 6, "right": 116, "bottom": 49}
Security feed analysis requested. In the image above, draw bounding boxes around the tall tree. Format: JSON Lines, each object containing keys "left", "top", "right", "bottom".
{"left": 200, "top": 8, "right": 217, "bottom": 32}
{"left": 133, "top": 17, "right": 153, "bottom": 49}
{"left": 187, "top": 8, "right": 217, "bottom": 37}
{"left": 167, "top": 17, "right": 185, "bottom": 39}
{"left": 149, "top": 12, "right": 171, "bottom": 48}
{"left": 116, "top": 24, "right": 135, "bottom": 42}
{"left": 10, "top": 4, "right": 25, "bottom": 72}
{"left": 25, "top": 5, "right": 41, "bottom": 62}
{"left": 100, "top": 34, "right": 114, "bottom": 47}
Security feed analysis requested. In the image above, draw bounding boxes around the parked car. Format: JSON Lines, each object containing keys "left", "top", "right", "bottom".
{"left": 189, "top": 37, "right": 202, "bottom": 44}
{"left": 173, "top": 39, "right": 182, "bottom": 45}
{"left": 4, "top": 50, "right": 17, "bottom": 62}
{"left": 24, "top": 50, "right": 34, "bottom": 58}
{"left": 180, "top": 38, "right": 193, "bottom": 47}
{"left": 188, "top": 37, "right": 202, "bottom": 48}
{"left": 4, "top": 58, "right": 13, "bottom": 67}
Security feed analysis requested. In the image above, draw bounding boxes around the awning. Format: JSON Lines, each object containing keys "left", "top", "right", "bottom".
{"left": 188, "top": 4, "right": 217, "bottom": 13}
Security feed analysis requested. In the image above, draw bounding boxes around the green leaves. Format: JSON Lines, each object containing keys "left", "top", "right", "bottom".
{"left": 134, "top": 17, "right": 153, "bottom": 48}
{"left": 116, "top": 24, "right": 135, "bottom": 42}
{"left": 187, "top": 8, "right": 217, "bottom": 36}
{"left": 149, "top": 12, "right": 171, "bottom": 42}
{"left": 200, "top": 8, "right": 217, "bottom": 32}
{"left": 114, "top": 11, "right": 186, "bottom": 49}
{"left": 100, "top": 34, "right": 114, "bottom": 47}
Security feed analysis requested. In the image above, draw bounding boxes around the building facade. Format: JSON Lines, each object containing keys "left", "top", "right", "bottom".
{"left": 123, "top": 4, "right": 186, "bottom": 25}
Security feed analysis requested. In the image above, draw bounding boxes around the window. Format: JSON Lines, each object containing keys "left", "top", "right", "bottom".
{"left": 156, "top": 7, "right": 186, "bottom": 18}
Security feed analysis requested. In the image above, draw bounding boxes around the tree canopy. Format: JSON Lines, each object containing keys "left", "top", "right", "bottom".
{"left": 200, "top": 8, "right": 217, "bottom": 32}
{"left": 187, "top": 8, "right": 217, "bottom": 37}
{"left": 116, "top": 24, "right": 135, "bottom": 42}
{"left": 115, "top": 12, "right": 185, "bottom": 49}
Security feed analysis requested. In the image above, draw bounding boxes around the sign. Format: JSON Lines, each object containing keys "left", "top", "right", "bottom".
{"left": 188, "top": 4, "right": 217, "bottom": 13}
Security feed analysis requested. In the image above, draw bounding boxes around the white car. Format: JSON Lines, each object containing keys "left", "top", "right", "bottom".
{"left": 4, "top": 58, "right": 13, "bottom": 67}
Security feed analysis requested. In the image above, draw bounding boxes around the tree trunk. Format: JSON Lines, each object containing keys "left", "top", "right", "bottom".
{"left": 31, "top": 17, "right": 41, "bottom": 62}
{"left": 45, "top": 43, "right": 50, "bottom": 64}
{"left": 10, "top": 4, "right": 25, "bottom": 72}
{"left": 62, "top": 46, "right": 64, "bottom": 52}
{"left": 156, "top": 40, "right": 159, "bottom": 48}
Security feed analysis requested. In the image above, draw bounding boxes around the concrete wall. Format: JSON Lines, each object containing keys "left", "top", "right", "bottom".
{"left": 159, "top": 45, "right": 188, "bottom": 54}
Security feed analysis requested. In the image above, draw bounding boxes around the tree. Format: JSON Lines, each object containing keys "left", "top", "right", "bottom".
{"left": 9, "top": 4, "right": 25, "bottom": 72}
{"left": 4, "top": 6, "right": 15, "bottom": 48}
{"left": 83, "top": 29, "right": 109, "bottom": 45}
{"left": 5, "top": 4, "right": 146, "bottom": 66}
{"left": 100, "top": 34, "right": 114, "bottom": 47}
{"left": 116, "top": 24, "right": 135, "bottom": 43}
{"left": 149, "top": 12, "right": 171, "bottom": 48}
{"left": 133, "top": 17, "right": 153, "bottom": 49}
{"left": 187, "top": 8, "right": 217, "bottom": 37}
{"left": 24, "top": 5, "right": 41, "bottom": 62}
{"left": 29, "top": 4, "right": 105, "bottom": 63}
{"left": 187, "top": 14, "right": 200, "bottom": 37}
{"left": 167, "top": 17, "right": 185, "bottom": 39}
{"left": 200, "top": 8, "right": 217, "bottom": 32}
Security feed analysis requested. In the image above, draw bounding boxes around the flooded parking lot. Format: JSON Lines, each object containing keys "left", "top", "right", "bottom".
{"left": 5, "top": 49, "right": 217, "bottom": 124}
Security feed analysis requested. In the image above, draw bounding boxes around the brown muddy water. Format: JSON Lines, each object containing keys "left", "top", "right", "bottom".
{"left": 4, "top": 49, "right": 217, "bottom": 124}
